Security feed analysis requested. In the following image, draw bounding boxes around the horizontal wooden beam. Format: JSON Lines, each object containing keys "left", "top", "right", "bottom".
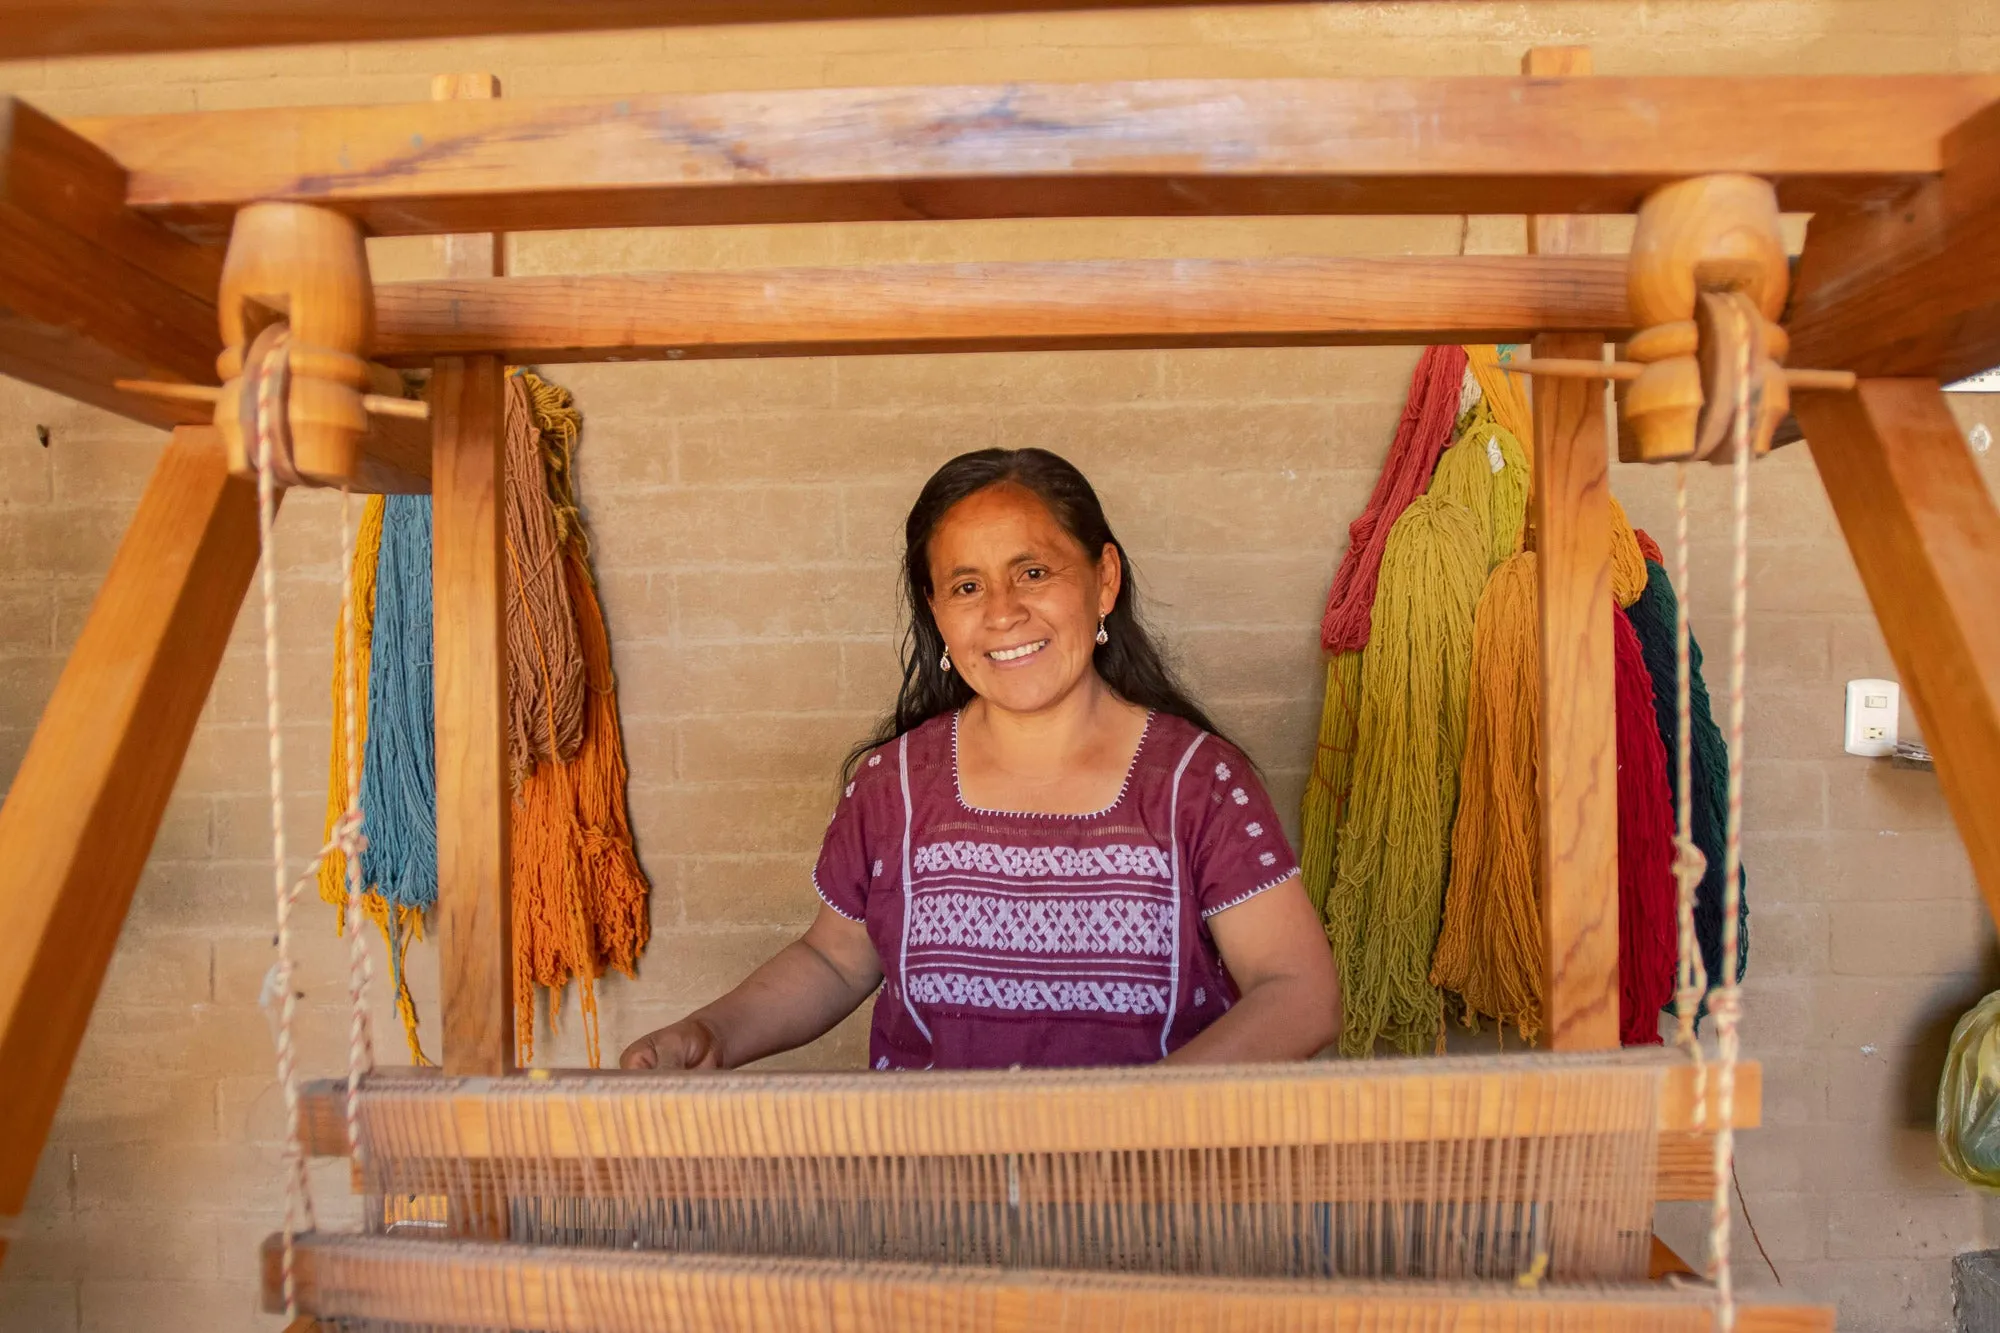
{"left": 264, "top": 1232, "right": 1834, "bottom": 1332}
{"left": 0, "top": 97, "right": 222, "bottom": 424}
{"left": 1788, "top": 99, "right": 2000, "bottom": 381}
{"left": 66, "top": 76, "right": 2000, "bottom": 245}
{"left": 371, "top": 255, "right": 1633, "bottom": 363}
{"left": 2, "top": 0, "right": 1285, "bottom": 60}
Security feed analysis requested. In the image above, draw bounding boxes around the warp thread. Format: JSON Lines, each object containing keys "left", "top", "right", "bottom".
{"left": 1325, "top": 496, "right": 1486, "bottom": 1056}
{"left": 510, "top": 375, "right": 654, "bottom": 1067}
{"left": 316, "top": 495, "right": 428, "bottom": 1063}
{"left": 1431, "top": 552, "right": 1543, "bottom": 1042}
{"left": 1318, "top": 345, "right": 1468, "bottom": 654}
{"left": 505, "top": 372, "right": 586, "bottom": 787}
{"left": 1627, "top": 548, "right": 1751, "bottom": 1001}
{"left": 1614, "top": 601, "right": 1678, "bottom": 1046}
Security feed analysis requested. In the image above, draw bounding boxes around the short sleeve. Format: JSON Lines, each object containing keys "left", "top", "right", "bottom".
{"left": 812, "top": 752, "right": 884, "bottom": 922}
{"left": 1183, "top": 739, "right": 1302, "bottom": 919}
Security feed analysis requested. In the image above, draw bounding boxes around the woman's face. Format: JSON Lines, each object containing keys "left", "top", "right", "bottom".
{"left": 925, "top": 482, "right": 1120, "bottom": 717}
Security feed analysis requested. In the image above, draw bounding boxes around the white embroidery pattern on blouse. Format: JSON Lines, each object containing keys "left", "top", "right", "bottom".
{"left": 1213, "top": 761, "right": 1231, "bottom": 782}
{"left": 1258, "top": 851, "right": 1278, "bottom": 866}
{"left": 905, "top": 971, "right": 1169, "bottom": 1015}
{"left": 1230, "top": 788, "right": 1249, "bottom": 806}
{"left": 907, "top": 892, "right": 1174, "bottom": 956}
{"left": 1246, "top": 821, "right": 1263, "bottom": 837}
{"left": 913, "top": 840, "right": 1172, "bottom": 881}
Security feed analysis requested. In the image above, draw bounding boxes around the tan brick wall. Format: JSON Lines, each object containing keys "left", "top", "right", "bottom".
{"left": 2, "top": 4, "right": 1998, "bottom": 1328}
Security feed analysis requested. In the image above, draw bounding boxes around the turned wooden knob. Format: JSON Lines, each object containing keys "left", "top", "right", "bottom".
{"left": 214, "top": 203, "right": 377, "bottom": 487}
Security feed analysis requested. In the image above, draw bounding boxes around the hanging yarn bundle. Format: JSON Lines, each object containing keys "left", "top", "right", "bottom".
{"left": 509, "top": 371, "right": 653, "bottom": 1066}
{"left": 1613, "top": 601, "right": 1678, "bottom": 1046}
{"left": 1626, "top": 544, "right": 1750, "bottom": 998}
{"left": 504, "top": 373, "right": 587, "bottom": 788}
{"left": 1300, "top": 346, "right": 1466, "bottom": 921}
{"left": 1430, "top": 552, "right": 1543, "bottom": 1041}
{"left": 1325, "top": 496, "right": 1486, "bottom": 1056}
{"left": 316, "top": 495, "right": 429, "bottom": 1062}
{"left": 1427, "top": 401, "right": 1529, "bottom": 570}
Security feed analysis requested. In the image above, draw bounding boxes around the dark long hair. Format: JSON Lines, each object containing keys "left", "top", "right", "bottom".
{"left": 844, "top": 447, "right": 1229, "bottom": 780}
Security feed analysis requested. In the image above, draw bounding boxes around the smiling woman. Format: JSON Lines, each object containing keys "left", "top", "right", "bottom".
{"left": 621, "top": 448, "right": 1341, "bottom": 1072}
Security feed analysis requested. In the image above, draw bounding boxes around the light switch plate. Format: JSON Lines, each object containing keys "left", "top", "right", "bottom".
{"left": 1844, "top": 678, "right": 1900, "bottom": 758}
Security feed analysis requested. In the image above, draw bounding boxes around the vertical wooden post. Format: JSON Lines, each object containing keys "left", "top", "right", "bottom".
{"left": 432, "top": 353, "right": 510, "bottom": 1083}
{"left": 1525, "top": 44, "right": 1620, "bottom": 1051}
{"left": 431, "top": 71, "right": 513, "bottom": 1083}
{"left": 1796, "top": 381, "right": 2000, "bottom": 927}
{"left": 0, "top": 428, "right": 263, "bottom": 1246}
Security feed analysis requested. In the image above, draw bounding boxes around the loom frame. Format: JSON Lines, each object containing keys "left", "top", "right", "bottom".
{"left": 0, "top": 15, "right": 1996, "bottom": 1327}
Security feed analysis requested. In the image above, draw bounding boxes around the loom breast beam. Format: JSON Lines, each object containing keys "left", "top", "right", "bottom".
{"left": 370, "top": 255, "right": 1634, "bottom": 363}
{"left": 56, "top": 75, "right": 2000, "bottom": 245}
{"left": 214, "top": 202, "right": 431, "bottom": 493}
{"left": 1524, "top": 45, "right": 1619, "bottom": 1055}
{"left": 0, "top": 427, "right": 265, "bottom": 1259}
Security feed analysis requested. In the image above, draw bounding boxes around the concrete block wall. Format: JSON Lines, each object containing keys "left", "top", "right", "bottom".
{"left": 1, "top": 3, "right": 1997, "bottom": 1328}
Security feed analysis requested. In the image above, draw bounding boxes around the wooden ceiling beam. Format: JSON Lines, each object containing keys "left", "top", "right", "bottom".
{"left": 369, "top": 255, "right": 1633, "bottom": 364}
{"left": 0, "top": 97, "right": 222, "bottom": 425}
{"left": 1787, "top": 100, "right": 2000, "bottom": 382}
{"left": 64, "top": 76, "right": 2000, "bottom": 246}
{"left": 3, "top": 0, "right": 1285, "bottom": 61}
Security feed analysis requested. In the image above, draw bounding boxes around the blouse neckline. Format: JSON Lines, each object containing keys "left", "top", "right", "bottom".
{"left": 949, "top": 707, "right": 1156, "bottom": 821}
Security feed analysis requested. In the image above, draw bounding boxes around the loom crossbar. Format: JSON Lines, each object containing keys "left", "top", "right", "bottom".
{"left": 261, "top": 1232, "right": 1836, "bottom": 1332}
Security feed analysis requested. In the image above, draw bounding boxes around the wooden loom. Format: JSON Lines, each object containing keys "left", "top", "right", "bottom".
{"left": 0, "top": 11, "right": 1997, "bottom": 1330}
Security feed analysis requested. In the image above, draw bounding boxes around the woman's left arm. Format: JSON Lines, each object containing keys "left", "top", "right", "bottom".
{"left": 1164, "top": 875, "right": 1341, "bottom": 1064}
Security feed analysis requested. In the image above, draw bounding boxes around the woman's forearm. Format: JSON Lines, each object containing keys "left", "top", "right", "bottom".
{"left": 1164, "top": 974, "right": 1341, "bottom": 1065}
{"left": 687, "top": 933, "right": 879, "bottom": 1068}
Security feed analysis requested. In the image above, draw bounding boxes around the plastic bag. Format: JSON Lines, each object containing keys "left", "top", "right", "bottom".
{"left": 1938, "top": 990, "right": 2000, "bottom": 1188}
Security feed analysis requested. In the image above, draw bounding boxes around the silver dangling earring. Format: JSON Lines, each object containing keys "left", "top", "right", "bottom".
{"left": 940, "top": 646, "right": 953, "bottom": 674}
{"left": 1095, "top": 616, "right": 1109, "bottom": 646}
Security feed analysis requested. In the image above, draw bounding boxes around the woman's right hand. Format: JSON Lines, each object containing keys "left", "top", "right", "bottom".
{"left": 620, "top": 1017, "right": 725, "bottom": 1070}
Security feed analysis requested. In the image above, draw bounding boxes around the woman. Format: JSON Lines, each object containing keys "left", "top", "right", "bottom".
{"left": 622, "top": 448, "right": 1339, "bottom": 1071}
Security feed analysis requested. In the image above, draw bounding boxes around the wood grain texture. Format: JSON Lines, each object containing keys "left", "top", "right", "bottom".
{"left": 0, "top": 97, "right": 222, "bottom": 423}
{"left": 293, "top": 1058, "right": 1761, "bottom": 1160}
{"left": 1521, "top": 47, "right": 1603, "bottom": 259}
{"left": 371, "top": 255, "right": 1634, "bottom": 364}
{"left": 1788, "top": 99, "right": 2000, "bottom": 382}
{"left": 1797, "top": 380, "right": 2000, "bottom": 932}
{"left": 431, "top": 355, "right": 512, "bottom": 1079}
{"left": 0, "top": 427, "right": 263, "bottom": 1224}
{"left": 1532, "top": 332, "right": 1621, "bottom": 1053}
{"left": 432, "top": 74, "right": 506, "bottom": 282}
{"left": 65, "top": 76, "right": 2000, "bottom": 245}
{"left": 2, "top": 0, "right": 1286, "bottom": 60}
{"left": 262, "top": 1231, "right": 1834, "bottom": 1331}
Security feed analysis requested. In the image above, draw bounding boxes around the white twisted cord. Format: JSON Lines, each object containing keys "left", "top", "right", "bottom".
{"left": 1708, "top": 299, "right": 1756, "bottom": 1331}
{"left": 1672, "top": 464, "right": 1710, "bottom": 1085}
{"left": 250, "top": 331, "right": 314, "bottom": 1321}
{"left": 335, "top": 486, "right": 377, "bottom": 1163}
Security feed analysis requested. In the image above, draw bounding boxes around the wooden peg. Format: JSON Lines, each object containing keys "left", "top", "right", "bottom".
{"left": 214, "top": 203, "right": 379, "bottom": 486}
{"left": 1623, "top": 174, "right": 1791, "bottom": 465}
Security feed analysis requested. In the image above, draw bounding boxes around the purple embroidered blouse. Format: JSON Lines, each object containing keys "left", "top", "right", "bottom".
{"left": 813, "top": 710, "right": 1301, "bottom": 1071}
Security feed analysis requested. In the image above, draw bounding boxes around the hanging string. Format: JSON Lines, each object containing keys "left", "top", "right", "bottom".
{"left": 1431, "top": 551, "right": 1543, "bottom": 1041}
{"left": 1324, "top": 495, "right": 1486, "bottom": 1055}
{"left": 247, "top": 333, "right": 313, "bottom": 1320}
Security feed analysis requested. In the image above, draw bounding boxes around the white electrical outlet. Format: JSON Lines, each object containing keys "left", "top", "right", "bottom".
{"left": 1844, "top": 679, "right": 1900, "bottom": 758}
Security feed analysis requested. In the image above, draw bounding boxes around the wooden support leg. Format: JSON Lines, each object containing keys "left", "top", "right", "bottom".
{"left": 1796, "top": 380, "right": 2000, "bottom": 929}
{"left": 1523, "top": 45, "right": 1619, "bottom": 1052}
{"left": 0, "top": 426, "right": 263, "bottom": 1241}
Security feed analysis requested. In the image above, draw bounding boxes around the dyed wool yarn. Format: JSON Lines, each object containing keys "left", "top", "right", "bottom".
{"left": 504, "top": 372, "right": 587, "bottom": 787}
{"left": 1325, "top": 496, "right": 1486, "bottom": 1056}
{"left": 1299, "top": 651, "right": 1363, "bottom": 920}
{"left": 1613, "top": 602, "right": 1678, "bottom": 1045}
{"left": 1431, "top": 552, "right": 1543, "bottom": 1042}
{"left": 359, "top": 493, "right": 439, "bottom": 915}
{"left": 1626, "top": 552, "right": 1750, "bottom": 999}
{"left": 1427, "top": 402, "right": 1529, "bottom": 570}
